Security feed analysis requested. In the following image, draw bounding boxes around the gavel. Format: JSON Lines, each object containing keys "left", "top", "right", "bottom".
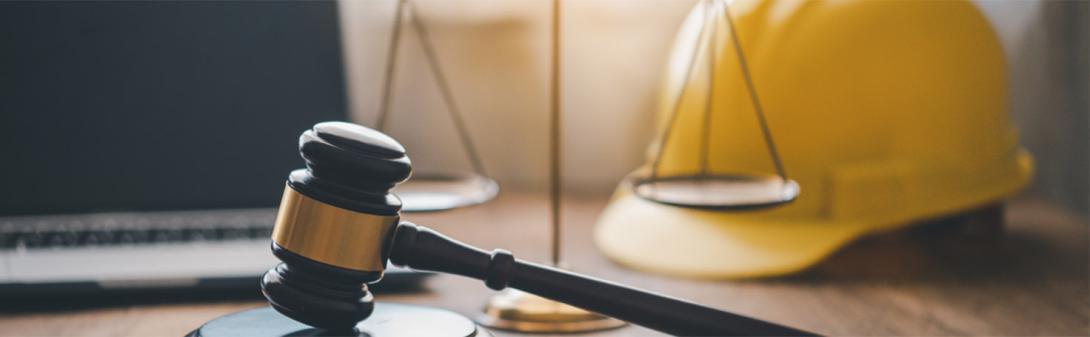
{"left": 260, "top": 122, "right": 815, "bottom": 336}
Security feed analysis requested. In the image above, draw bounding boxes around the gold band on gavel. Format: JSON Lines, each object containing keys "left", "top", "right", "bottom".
{"left": 271, "top": 186, "right": 399, "bottom": 272}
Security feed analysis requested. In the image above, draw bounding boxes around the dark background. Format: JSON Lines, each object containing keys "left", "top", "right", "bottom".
{"left": 0, "top": 1, "right": 347, "bottom": 215}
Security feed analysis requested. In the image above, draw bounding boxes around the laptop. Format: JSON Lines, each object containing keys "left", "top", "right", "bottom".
{"left": 0, "top": 1, "right": 423, "bottom": 296}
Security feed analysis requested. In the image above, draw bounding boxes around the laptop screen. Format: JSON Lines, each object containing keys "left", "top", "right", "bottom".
{"left": 0, "top": 1, "right": 347, "bottom": 216}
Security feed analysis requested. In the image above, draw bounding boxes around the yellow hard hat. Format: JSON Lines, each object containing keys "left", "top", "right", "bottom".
{"left": 594, "top": 0, "right": 1033, "bottom": 279}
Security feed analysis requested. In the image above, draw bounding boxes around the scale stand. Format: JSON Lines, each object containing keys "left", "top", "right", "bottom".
{"left": 477, "top": 0, "right": 625, "bottom": 333}
{"left": 479, "top": 289, "right": 626, "bottom": 333}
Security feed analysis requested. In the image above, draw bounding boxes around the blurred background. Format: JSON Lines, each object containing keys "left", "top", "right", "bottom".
{"left": 339, "top": 0, "right": 1088, "bottom": 217}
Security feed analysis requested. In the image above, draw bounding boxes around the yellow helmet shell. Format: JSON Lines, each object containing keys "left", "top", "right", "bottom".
{"left": 594, "top": 0, "right": 1033, "bottom": 278}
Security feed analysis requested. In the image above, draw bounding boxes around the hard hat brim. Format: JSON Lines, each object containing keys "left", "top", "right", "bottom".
{"left": 594, "top": 151, "right": 1034, "bottom": 279}
{"left": 594, "top": 189, "right": 870, "bottom": 279}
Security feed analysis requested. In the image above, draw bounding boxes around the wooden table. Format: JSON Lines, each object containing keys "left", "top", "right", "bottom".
{"left": 1, "top": 192, "right": 1086, "bottom": 336}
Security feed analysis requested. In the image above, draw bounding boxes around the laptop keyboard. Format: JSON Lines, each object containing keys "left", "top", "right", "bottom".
{"left": 0, "top": 209, "right": 277, "bottom": 250}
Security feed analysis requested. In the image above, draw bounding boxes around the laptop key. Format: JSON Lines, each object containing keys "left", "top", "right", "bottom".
{"left": 116, "top": 231, "right": 136, "bottom": 245}
{"left": 249, "top": 226, "right": 273, "bottom": 239}
{"left": 79, "top": 231, "right": 100, "bottom": 246}
{"left": 22, "top": 232, "right": 45, "bottom": 248}
{"left": 1, "top": 232, "right": 16, "bottom": 248}
{"left": 184, "top": 228, "right": 210, "bottom": 242}
{"left": 218, "top": 228, "right": 247, "bottom": 240}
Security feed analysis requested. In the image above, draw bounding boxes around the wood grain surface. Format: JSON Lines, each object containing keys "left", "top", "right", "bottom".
{"left": 0, "top": 192, "right": 1086, "bottom": 336}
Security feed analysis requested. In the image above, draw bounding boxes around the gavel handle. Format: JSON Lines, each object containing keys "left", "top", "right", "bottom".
{"left": 388, "top": 222, "right": 817, "bottom": 337}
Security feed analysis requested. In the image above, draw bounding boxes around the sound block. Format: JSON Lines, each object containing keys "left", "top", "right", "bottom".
{"left": 189, "top": 303, "right": 494, "bottom": 337}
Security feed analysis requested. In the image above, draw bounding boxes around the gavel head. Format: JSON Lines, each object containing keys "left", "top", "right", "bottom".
{"left": 260, "top": 122, "right": 412, "bottom": 331}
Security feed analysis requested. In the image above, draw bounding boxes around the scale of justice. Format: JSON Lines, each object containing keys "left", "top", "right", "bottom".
{"left": 190, "top": 0, "right": 806, "bottom": 336}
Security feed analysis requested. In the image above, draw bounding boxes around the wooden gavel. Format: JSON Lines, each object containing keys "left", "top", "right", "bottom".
{"left": 259, "top": 121, "right": 816, "bottom": 336}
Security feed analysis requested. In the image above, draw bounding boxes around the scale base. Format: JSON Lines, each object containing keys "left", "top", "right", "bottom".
{"left": 478, "top": 289, "right": 626, "bottom": 333}
{"left": 189, "top": 303, "right": 493, "bottom": 337}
